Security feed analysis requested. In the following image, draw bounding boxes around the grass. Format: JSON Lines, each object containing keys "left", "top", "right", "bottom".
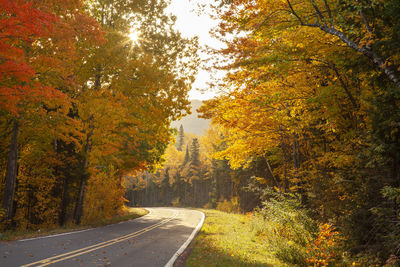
{"left": 185, "top": 209, "right": 286, "bottom": 267}
{"left": 0, "top": 207, "right": 148, "bottom": 241}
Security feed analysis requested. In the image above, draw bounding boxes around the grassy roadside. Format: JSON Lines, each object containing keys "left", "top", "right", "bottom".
{"left": 185, "top": 209, "right": 285, "bottom": 267}
{"left": 0, "top": 207, "right": 148, "bottom": 241}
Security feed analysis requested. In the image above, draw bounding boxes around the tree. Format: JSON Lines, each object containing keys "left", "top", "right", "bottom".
{"left": 216, "top": 0, "right": 400, "bottom": 88}
{"left": 71, "top": 0, "right": 198, "bottom": 224}
{"left": 176, "top": 125, "right": 185, "bottom": 151}
{"left": 183, "top": 145, "right": 190, "bottom": 166}
{"left": 160, "top": 168, "right": 171, "bottom": 205}
{"left": 190, "top": 138, "right": 200, "bottom": 166}
{"left": 0, "top": 0, "right": 56, "bottom": 221}
{"left": 0, "top": 0, "right": 57, "bottom": 114}
{"left": 0, "top": 0, "right": 102, "bottom": 223}
{"left": 282, "top": 0, "right": 400, "bottom": 88}
{"left": 200, "top": 0, "right": 400, "bottom": 261}
{"left": 0, "top": 0, "right": 197, "bottom": 229}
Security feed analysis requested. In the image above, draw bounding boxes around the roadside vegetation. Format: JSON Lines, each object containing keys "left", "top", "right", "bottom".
{"left": 185, "top": 209, "right": 283, "bottom": 267}
{"left": 0, "top": 207, "right": 148, "bottom": 241}
{"left": 186, "top": 189, "right": 357, "bottom": 267}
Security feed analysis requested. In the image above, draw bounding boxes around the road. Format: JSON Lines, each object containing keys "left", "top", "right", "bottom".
{"left": 0, "top": 208, "right": 204, "bottom": 267}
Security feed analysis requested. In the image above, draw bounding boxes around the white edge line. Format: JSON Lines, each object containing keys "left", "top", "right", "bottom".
{"left": 19, "top": 207, "right": 153, "bottom": 242}
{"left": 18, "top": 229, "right": 92, "bottom": 242}
{"left": 164, "top": 210, "right": 205, "bottom": 267}
{"left": 146, "top": 208, "right": 153, "bottom": 216}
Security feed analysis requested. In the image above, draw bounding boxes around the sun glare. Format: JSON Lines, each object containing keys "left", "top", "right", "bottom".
{"left": 128, "top": 31, "right": 139, "bottom": 43}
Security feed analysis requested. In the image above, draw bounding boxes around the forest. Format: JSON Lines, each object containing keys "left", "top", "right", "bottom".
{"left": 2, "top": 0, "right": 400, "bottom": 266}
{"left": 0, "top": 0, "right": 197, "bottom": 228}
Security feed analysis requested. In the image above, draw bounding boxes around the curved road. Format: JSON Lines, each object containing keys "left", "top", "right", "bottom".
{"left": 0, "top": 208, "right": 204, "bottom": 267}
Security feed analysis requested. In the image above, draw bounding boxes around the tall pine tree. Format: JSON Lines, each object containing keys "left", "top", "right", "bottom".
{"left": 190, "top": 138, "right": 200, "bottom": 166}
{"left": 182, "top": 145, "right": 190, "bottom": 166}
{"left": 176, "top": 125, "right": 184, "bottom": 151}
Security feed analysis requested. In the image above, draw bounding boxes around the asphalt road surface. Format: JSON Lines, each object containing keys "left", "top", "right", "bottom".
{"left": 0, "top": 208, "right": 204, "bottom": 267}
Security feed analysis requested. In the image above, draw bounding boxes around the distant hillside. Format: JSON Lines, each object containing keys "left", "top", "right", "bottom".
{"left": 171, "top": 100, "right": 210, "bottom": 136}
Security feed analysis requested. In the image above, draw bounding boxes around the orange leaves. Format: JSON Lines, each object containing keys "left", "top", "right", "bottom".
{"left": 0, "top": 0, "right": 198, "bottom": 228}
{"left": 0, "top": 1, "right": 64, "bottom": 115}
{"left": 83, "top": 167, "right": 125, "bottom": 223}
{"left": 198, "top": 2, "right": 379, "bottom": 220}
{"left": 306, "top": 224, "right": 342, "bottom": 267}
{"left": 0, "top": 61, "right": 34, "bottom": 83}
{"left": 0, "top": 0, "right": 107, "bottom": 115}
{"left": 0, "top": 83, "right": 65, "bottom": 115}
{"left": 0, "top": 0, "right": 55, "bottom": 41}
{"left": 71, "top": 13, "right": 106, "bottom": 45}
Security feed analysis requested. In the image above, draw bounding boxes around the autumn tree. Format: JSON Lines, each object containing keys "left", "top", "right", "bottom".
{"left": 126, "top": 134, "right": 217, "bottom": 207}
{"left": 182, "top": 145, "right": 190, "bottom": 166}
{"left": 0, "top": 0, "right": 56, "bottom": 221}
{"left": 0, "top": 0, "right": 103, "bottom": 225}
{"left": 190, "top": 138, "right": 200, "bottom": 166}
{"left": 1, "top": 0, "right": 198, "bottom": 230}
{"left": 176, "top": 125, "right": 185, "bottom": 151}
{"left": 72, "top": 0, "right": 198, "bottom": 224}
{"left": 159, "top": 168, "right": 172, "bottom": 205}
{"left": 199, "top": 0, "right": 400, "bottom": 261}
{"left": 282, "top": 0, "right": 400, "bottom": 88}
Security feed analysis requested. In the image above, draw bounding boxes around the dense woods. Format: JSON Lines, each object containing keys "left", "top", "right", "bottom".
{"left": 200, "top": 0, "right": 400, "bottom": 265}
{"left": 126, "top": 125, "right": 261, "bottom": 211}
{"left": 129, "top": 0, "right": 400, "bottom": 265}
{"left": 2, "top": 0, "right": 400, "bottom": 265}
{"left": 0, "top": 0, "right": 197, "bottom": 229}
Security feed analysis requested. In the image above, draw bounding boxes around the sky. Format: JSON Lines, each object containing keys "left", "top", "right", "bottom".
{"left": 165, "top": 0, "right": 223, "bottom": 100}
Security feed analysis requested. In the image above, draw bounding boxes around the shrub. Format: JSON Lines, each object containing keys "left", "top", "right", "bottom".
{"left": 306, "top": 224, "right": 343, "bottom": 266}
{"left": 248, "top": 186, "right": 356, "bottom": 266}
{"left": 171, "top": 197, "right": 180, "bottom": 207}
{"left": 82, "top": 166, "right": 125, "bottom": 224}
{"left": 369, "top": 186, "right": 400, "bottom": 265}
{"left": 216, "top": 197, "right": 241, "bottom": 213}
{"left": 202, "top": 202, "right": 213, "bottom": 209}
{"left": 248, "top": 187, "right": 317, "bottom": 266}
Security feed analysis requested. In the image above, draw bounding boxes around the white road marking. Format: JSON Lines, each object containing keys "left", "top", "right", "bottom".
{"left": 146, "top": 208, "right": 153, "bottom": 216}
{"left": 21, "top": 211, "right": 179, "bottom": 267}
{"left": 18, "top": 229, "right": 93, "bottom": 242}
{"left": 164, "top": 210, "right": 205, "bottom": 267}
{"left": 19, "top": 208, "right": 152, "bottom": 242}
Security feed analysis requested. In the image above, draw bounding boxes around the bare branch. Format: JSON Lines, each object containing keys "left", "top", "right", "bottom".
{"left": 354, "top": 0, "right": 373, "bottom": 34}
{"left": 311, "top": 0, "right": 325, "bottom": 25}
{"left": 297, "top": 21, "right": 400, "bottom": 88}
{"left": 286, "top": 0, "right": 304, "bottom": 25}
{"left": 314, "top": 10, "right": 320, "bottom": 25}
{"left": 323, "top": 0, "right": 333, "bottom": 26}
{"left": 360, "top": 10, "right": 373, "bottom": 34}
{"left": 329, "top": 62, "right": 358, "bottom": 109}
{"left": 286, "top": 0, "right": 318, "bottom": 27}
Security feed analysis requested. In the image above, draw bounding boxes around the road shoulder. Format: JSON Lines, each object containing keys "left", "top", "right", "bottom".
{"left": 1, "top": 207, "right": 148, "bottom": 242}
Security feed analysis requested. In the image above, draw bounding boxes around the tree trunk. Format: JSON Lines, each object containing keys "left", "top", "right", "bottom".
{"left": 59, "top": 174, "right": 70, "bottom": 226}
{"left": 319, "top": 25, "right": 400, "bottom": 88}
{"left": 266, "top": 160, "right": 279, "bottom": 187}
{"left": 279, "top": 125, "right": 288, "bottom": 190}
{"left": 73, "top": 148, "right": 90, "bottom": 224}
{"left": 292, "top": 134, "right": 299, "bottom": 169}
{"left": 73, "top": 173, "right": 87, "bottom": 225}
{"left": 73, "top": 115, "right": 93, "bottom": 225}
{"left": 286, "top": 0, "right": 400, "bottom": 88}
{"left": 184, "top": 182, "right": 187, "bottom": 204}
{"left": 2, "top": 120, "right": 19, "bottom": 221}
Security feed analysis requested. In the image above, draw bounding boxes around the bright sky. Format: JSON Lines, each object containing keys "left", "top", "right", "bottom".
{"left": 166, "top": 0, "right": 223, "bottom": 100}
